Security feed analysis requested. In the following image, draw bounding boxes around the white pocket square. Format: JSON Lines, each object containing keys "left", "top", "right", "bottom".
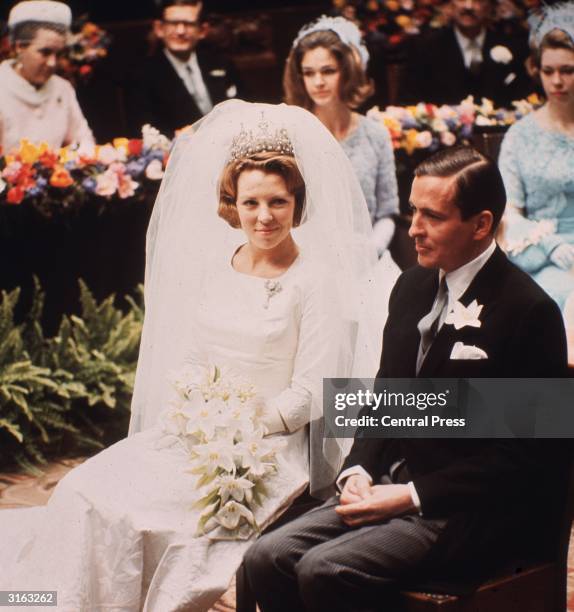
{"left": 450, "top": 341, "right": 488, "bottom": 360}
{"left": 210, "top": 69, "right": 226, "bottom": 77}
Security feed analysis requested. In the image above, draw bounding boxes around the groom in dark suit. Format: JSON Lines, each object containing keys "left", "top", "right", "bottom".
{"left": 244, "top": 146, "right": 569, "bottom": 611}
{"left": 400, "top": 0, "right": 532, "bottom": 107}
{"left": 124, "top": 0, "right": 242, "bottom": 137}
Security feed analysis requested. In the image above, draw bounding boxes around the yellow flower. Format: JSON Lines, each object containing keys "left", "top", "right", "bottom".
{"left": 59, "top": 146, "right": 72, "bottom": 164}
{"left": 527, "top": 93, "right": 542, "bottom": 106}
{"left": 18, "top": 139, "right": 49, "bottom": 165}
{"left": 113, "top": 137, "right": 129, "bottom": 155}
{"left": 404, "top": 129, "right": 419, "bottom": 155}
{"left": 396, "top": 15, "right": 412, "bottom": 28}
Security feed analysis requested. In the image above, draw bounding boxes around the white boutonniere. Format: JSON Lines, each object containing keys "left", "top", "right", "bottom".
{"left": 226, "top": 84, "right": 237, "bottom": 98}
{"left": 490, "top": 45, "right": 513, "bottom": 64}
{"left": 210, "top": 68, "right": 227, "bottom": 77}
{"left": 445, "top": 299, "right": 483, "bottom": 330}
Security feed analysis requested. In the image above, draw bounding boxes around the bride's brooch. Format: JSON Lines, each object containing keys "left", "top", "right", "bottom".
{"left": 263, "top": 280, "right": 282, "bottom": 309}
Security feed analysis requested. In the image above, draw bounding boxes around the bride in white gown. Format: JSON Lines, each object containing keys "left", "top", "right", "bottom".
{"left": 0, "top": 101, "right": 382, "bottom": 611}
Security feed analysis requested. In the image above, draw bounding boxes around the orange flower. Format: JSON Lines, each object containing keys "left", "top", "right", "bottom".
{"left": 128, "top": 139, "right": 143, "bottom": 156}
{"left": 6, "top": 186, "right": 25, "bottom": 204}
{"left": 50, "top": 166, "right": 74, "bottom": 188}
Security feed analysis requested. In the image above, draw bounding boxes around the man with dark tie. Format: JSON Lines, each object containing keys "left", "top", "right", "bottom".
{"left": 400, "top": 0, "right": 532, "bottom": 107}
{"left": 243, "top": 146, "right": 569, "bottom": 611}
{"left": 124, "top": 0, "right": 242, "bottom": 137}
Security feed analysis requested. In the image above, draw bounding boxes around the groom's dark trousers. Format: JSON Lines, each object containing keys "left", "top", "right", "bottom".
{"left": 244, "top": 248, "right": 569, "bottom": 612}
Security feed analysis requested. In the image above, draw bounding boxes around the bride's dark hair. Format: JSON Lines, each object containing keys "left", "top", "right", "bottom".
{"left": 218, "top": 151, "right": 306, "bottom": 228}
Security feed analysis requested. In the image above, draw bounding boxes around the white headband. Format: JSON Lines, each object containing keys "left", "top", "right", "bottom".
{"left": 8, "top": 1, "right": 72, "bottom": 29}
{"left": 529, "top": 1, "right": 574, "bottom": 47}
{"left": 293, "top": 15, "right": 370, "bottom": 68}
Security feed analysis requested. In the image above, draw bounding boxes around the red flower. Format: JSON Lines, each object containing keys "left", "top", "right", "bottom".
{"left": 6, "top": 186, "right": 25, "bottom": 204}
{"left": 39, "top": 150, "right": 58, "bottom": 169}
{"left": 128, "top": 139, "right": 143, "bottom": 156}
{"left": 79, "top": 65, "right": 93, "bottom": 77}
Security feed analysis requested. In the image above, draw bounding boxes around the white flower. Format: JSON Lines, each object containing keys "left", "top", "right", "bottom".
{"left": 490, "top": 45, "right": 513, "bottom": 64}
{"left": 415, "top": 130, "right": 433, "bottom": 148}
{"left": 97, "top": 143, "right": 125, "bottom": 165}
{"left": 431, "top": 118, "right": 448, "bottom": 133}
{"left": 193, "top": 439, "right": 236, "bottom": 473}
{"left": 226, "top": 85, "right": 237, "bottom": 98}
{"left": 216, "top": 474, "right": 255, "bottom": 504}
{"left": 95, "top": 169, "right": 119, "bottom": 196}
{"left": 445, "top": 299, "right": 483, "bottom": 330}
{"left": 215, "top": 500, "right": 255, "bottom": 530}
{"left": 0, "top": 177, "right": 6, "bottom": 195}
{"left": 145, "top": 159, "right": 164, "bottom": 180}
{"left": 142, "top": 124, "right": 170, "bottom": 151}
{"left": 235, "top": 438, "right": 284, "bottom": 476}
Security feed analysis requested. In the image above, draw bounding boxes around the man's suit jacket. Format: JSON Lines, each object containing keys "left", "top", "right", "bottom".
{"left": 124, "top": 44, "right": 243, "bottom": 138}
{"left": 400, "top": 27, "right": 533, "bottom": 108}
{"left": 342, "top": 247, "right": 570, "bottom": 590}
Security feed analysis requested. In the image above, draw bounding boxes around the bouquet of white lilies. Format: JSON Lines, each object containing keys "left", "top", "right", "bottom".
{"left": 160, "top": 364, "right": 285, "bottom": 540}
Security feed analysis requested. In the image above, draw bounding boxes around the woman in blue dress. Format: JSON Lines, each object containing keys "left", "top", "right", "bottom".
{"left": 284, "top": 16, "right": 399, "bottom": 259}
{"left": 499, "top": 7, "right": 574, "bottom": 315}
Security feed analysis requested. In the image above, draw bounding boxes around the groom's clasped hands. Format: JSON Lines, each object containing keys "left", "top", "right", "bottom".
{"left": 336, "top": 474, "right": 416, "bottom": 527}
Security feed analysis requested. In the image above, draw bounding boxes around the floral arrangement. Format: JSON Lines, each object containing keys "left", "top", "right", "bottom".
{"left": 367, "top": 94, "right": 542, "bottom": 154}
{"left": 332, "top": 0, "right": 540, "bottom": 48}
{"left": 59, "top": 21, "right": 111, "bottom": 81}
{"left": 0, "top": 125, "right": 170, "bottom": 214}
{"left": 160, "top": 364, "right": 285, "bottom": 540}
{"left": 0, "top": 21, "right": 110, "bottom": 82}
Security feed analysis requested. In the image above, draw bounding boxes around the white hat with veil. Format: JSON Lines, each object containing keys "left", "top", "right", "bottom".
{"left": 129, "top": 100, "right": 381, "bottom": 495}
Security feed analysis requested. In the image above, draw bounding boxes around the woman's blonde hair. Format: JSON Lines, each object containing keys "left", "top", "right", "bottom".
{"left": 283, "top": 29, "right": 373, "bottom": 110}
{"left": 218, "top": 151, "right": 306, "bottom": 228}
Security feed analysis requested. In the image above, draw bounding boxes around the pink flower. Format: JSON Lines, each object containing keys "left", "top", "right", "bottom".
{"left": 2, "top": 161, "right": 23, "bottom": 182}
{"left": 415, "top": 130, "right": 433, "bottom": 148}
{"left": 145, "top": 159, "right": 164, "bottom": 180}
{"left": 95, "top": 169, "right": 118, "bottom": 196}
{"left": 117, "top": 173, "right": 138, "bottom": 199}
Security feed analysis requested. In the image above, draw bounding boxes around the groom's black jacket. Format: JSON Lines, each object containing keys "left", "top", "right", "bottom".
{"left": 342, "top": 247, "right": 571, "bottom": 591}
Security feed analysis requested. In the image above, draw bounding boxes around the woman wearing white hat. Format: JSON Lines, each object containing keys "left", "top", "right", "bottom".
{"left": 0, "top": 0, "right": 94, "bottom": 153}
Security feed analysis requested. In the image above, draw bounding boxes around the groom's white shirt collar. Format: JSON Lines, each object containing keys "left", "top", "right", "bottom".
{"left": 442, "top": 240, "right": 496, "bottom": 311}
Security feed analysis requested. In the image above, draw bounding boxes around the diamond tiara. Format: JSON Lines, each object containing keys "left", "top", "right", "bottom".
{"left": 229, "top": 116, "right": 294, "bottom": 161}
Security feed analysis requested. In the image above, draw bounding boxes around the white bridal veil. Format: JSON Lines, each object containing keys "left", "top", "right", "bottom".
{"left": 129, "top": 100, "right": 381, "bottom": 494}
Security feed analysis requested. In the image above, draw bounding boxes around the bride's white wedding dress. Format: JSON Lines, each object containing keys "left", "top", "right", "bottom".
{"left": 0, "top": 253, "right": 335, "bottom": 612}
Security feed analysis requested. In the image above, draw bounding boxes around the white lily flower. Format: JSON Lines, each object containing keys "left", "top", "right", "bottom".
{"left": 216, "top": 500, "right": 255, "bottom": 530}
{"left": 193, "top": 439, "right": 236, "bottom": 473}
{"left": 235, "top": 438, "right": 282, "bottom": 476}
{"left": 216, "top": 474, "right": 255, "bottom": 504}
{"left": 445, "top": 299, "right": 483, "bottom": 330}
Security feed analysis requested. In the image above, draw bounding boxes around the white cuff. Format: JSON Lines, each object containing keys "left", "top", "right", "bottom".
{"left": 408, "top": 481, "right": 423, "bottom": 515}
{"left": 336, "top": 465, "right": 373, "bottom": 492}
